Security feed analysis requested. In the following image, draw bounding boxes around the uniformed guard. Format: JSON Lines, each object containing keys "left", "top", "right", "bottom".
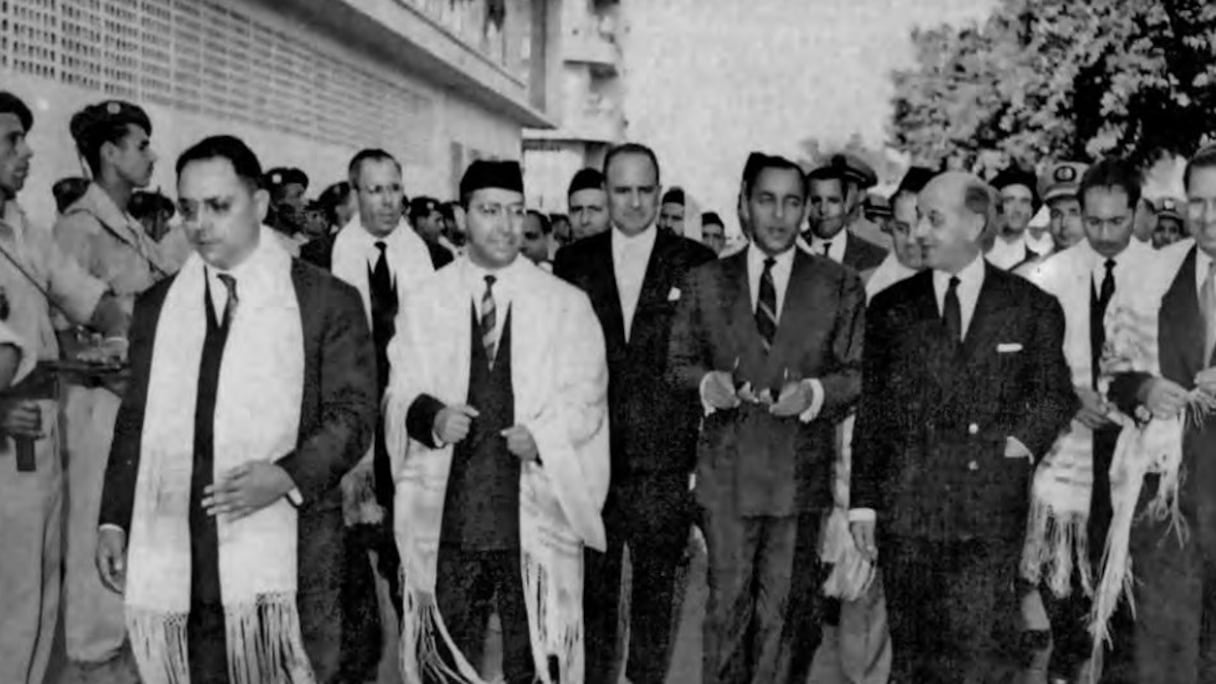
{"left": 264, "top": 166, "right": 310, "bottom": 255}
{"left": 0, "top": 91, "right": 129, "bottom": 684}
{"left": 55, "top": 97, "right": 174, "bottom": 683}
{"left": 1152, "top": 196, "right": 1186, "bottom": 248}
{"left": 801, "top": 153, "right": 889, "bottom": 278}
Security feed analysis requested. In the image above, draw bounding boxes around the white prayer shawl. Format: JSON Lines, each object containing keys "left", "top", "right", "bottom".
{"left": 1089, "top": 238, "right": 1194, "bottom": 651}
{"left": 384, "top": 257, "right": 609, "bottom": 684}
{"left": 124, "top": 233, "right": 314, "bottom": 684}
{"left": 331, "top": 217, "right": 434, "bottom": 524}
{"left": 1020, "top": 240, "right": 1157, "bottom": 598}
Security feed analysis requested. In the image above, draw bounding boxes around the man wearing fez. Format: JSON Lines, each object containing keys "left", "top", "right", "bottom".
{"left": 702, "top": 211, "right": 727, "bottom": 255}
{"left": 55, "top": 98, "right": 179, "bottom": 681}
{"left": 0, "top": 91, "right": 130, "bottom": 684}
{"left": 385, "top": 160, "right": 609, "bottom": 683}
{"left": 850, "top": 172, "right": 1074, "bottom": 681}
{"left": 659, "top": 187, "right": 687, "bottom": 236}
{"left": 669, "top": 153, "right": 864, "bottom": 683}
{"left": 567, "top": 167, "right": 610, "bottom": 241}
{"left": 1018, "top": 158, "right": 1154, "bottom": 683}
{"left": 988, "top": 165, "right": 1044, "bottom": 270}
{"left": 96, "top": 135, "right": 377, "bottom": 683}
{"left": 264, "top": 166, "right": 309, "bottom": 255}
{"left": 555, "top": 143, "right": 715, "bottom": 684}
{"left": 801, "top": 154, "right": 889, "bottom": 278}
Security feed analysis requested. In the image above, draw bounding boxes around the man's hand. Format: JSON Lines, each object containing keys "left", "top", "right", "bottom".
{"left": 1141, "top": 377, "right": 1190, "bottom": 419}
{"left": 770, "top": 379, "right": 814, "bottom": 417}
{"left": 203, "top": 462, "right": 295, "bottom": 520}
{"left": 501, "top": 425, "right": 540, "bottom": 463}
{"left": 1196, "top": 368, "right": 1216, "bottom": 398}
{"left": 702, "top": 371, "right": 741, "bottom": 410}
{"left": 850, "top": 520, "right": 878, "bottom": 563}
{"left": 96, "top": 527, "right": 127, "bottom": 594}
{"left": 1075, "top": 387, "right": 1115, "bottom": 430}
{"left": 434, "top": 404, "right": 479, "bottom": 444}
{"left": 0, "top": 399, "right": 43, "bottom": 439}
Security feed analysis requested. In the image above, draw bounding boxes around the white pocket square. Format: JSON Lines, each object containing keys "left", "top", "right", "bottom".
{"left": 996, "top": 343, "right": 1023, "bottom": 353}
{"left": 667, "top": 287, "right": 681, "bottom": 302}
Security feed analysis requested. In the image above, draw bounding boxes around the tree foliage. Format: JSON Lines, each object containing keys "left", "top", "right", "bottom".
{"left": 889, "top": 0, "right": 1216, "bottom": 169}
{"left": 798, "top": 133, "right": 905, "bottom": 187}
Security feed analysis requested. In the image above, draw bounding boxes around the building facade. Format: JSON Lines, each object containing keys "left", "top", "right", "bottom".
{"left": 2, "top": 0, "right": 558, "bottom": 228}
{"left": 521, "top": 0, "right": 625, "bottom": 213}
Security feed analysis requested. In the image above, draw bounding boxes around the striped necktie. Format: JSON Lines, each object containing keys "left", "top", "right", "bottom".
{"left": 481, "top": 274, "right": 498, "bottom": 367}
{"left": 216, "top": 273, "right": 238, "bottom": 329}
{"left": 756, "top": 257, "right": 777, "bottom": 350}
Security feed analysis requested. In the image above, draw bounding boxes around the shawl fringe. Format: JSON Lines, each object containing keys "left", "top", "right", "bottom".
{"left": 1020, "top": 496, "right": 1091, "bottom": 598}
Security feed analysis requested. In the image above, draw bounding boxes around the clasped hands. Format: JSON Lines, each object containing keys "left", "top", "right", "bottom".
{"left": 433, "top": 403, "right": 540, "bottom": 462}
{"left": 1133, "top": 368, "right": 1216, "bottom": 421}
{"left": 702, "top": 369, "right": 813, "bottom": 417}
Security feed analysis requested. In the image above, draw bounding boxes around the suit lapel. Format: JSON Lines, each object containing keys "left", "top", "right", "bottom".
{"left": 905, "top": 272, "right": 958, "bottom": 393}
{"left": 590, "top": 235, "right": 627, "bottom": 350}
{"left": 959, "top": 264, "right": 1011, "bottom": 361}
{"left": 767, "top": 251, "right": 815, "bottom": 377}
{"left": 1161, "top": 246, "right": 1203, "bottom": 382}
{"left": 721, "top": 252, "right": 766, "bottom": 382}
{"left": 635, "top": 231, "right": 672, "bottom": 313}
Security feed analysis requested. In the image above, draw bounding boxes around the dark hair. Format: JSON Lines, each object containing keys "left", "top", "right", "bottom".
{"left": 52, "top": 177, "right": 91, "bottom": 213}
{"left": 347, "top": 148, "right": 401, "bottom": 187}
{"left": 0, "top": 92, "right": 33, "bottom": 132}
{"left": 1184, "top": 144, "right": 1216, "bottom": 194}
{"left": 602, "top": 143, "right": 661, "bottom": 186}
{"left": 439, "top": 201, "right": 457, "bottom": 222}
{"left": 175, "top": 135, "right": 263, "bottom": 190}
{"left": 744, "top": 154, "right": 808, "bottom": 199}
{"left": 1079, "top": 157, "right": 1142, "bottom": 210}
{"left": 963, "top": 178, "right": 999, "bottom": 250}
{"left": 317, "top": 181, "right": 353, "bottom": 227}
{"left": 549, "top": 212, "right": 568, "bottom": 225}
{"left": 526, "top": 209, "right": 552, "bottom": 234}
{"left": 70, "top": 103, "right": 152, "bottom": 178}
{"left": 408, "top": 196, "right": 440, "bottom": 223}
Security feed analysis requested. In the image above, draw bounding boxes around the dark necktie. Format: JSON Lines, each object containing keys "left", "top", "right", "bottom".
{"left": 943, "top": 275, "right": 962, "bottom": 345}
{"left": 821, "top": 242, "right": 832, "bottom": 257}
{"left": 755, "top": 257, "right": 777, "bottom": 351}
{"left": 368, "top": 241, "right": 398, "bottom": 390}
{"left": 1091, "top": 259, "right": 1116, "bottom": 387}
{"left": 481, "top": 275, "right": 498, "bottom": 367}
{"left": 216, "top": 273, "right": 238, "bottom": 329}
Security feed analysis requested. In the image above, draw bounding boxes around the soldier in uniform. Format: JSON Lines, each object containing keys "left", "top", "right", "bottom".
{"left": 0, "top": 91, "right": 129, "bottom": 684}
{"left": 54, "top": 98, "right": 178, "bottom": 683}
{"left": 264, "top": 167, "right": 310, "bottom": 256}
{"left": 1014, "top": 162, "right": 1089, "bottom": 281}
{"left": 1152, "top": 197, "right": 1186, "bottom": 248}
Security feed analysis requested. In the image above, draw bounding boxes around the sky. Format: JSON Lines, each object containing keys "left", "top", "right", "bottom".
{"left": 621, "top": 0, "right": 996, "bottom": 235}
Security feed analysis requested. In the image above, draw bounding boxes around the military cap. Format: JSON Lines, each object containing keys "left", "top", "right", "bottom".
{"left": 263, "top": 167, "right": 309, "bottom": 192}
{"left": 864, "top": 193, "right": 892, "bottom": 220}
{"left": 567, "top": 168, "right": 604, "bottom": 197}
{"left": 408, "top": 196, "right": 441, "bottom": 221}
{"left": 807, "top": 153, "right": 878, "bottom": 190}
{"left": 1040, "top": 161, "right": 1088, "bottom": 203}
{"left": 701, "top": 211, "right": 724, "bottom": 227}
{"left": 69, "top": 100, "right": 151, "bottom": 148}
{"left": 460, "top": 159, "right": 523, "bottom": 198}
{"left": 1155, "top": 196, "right": 1184, "bottom": 222}
{"left": 992, "top": 165, "right": 1041, "bottom": 209}
{"left": 0, "top": 92, "right": 33, "bottom": 131}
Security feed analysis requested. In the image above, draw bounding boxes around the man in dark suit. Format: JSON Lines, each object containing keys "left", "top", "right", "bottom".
{"left": 668, "top": 154, "right": 864, "bottom": 683}
{"left": 96, "top": 135, "right": 377, "bottom": 684}
{"left": 802, "top": 155, "right": 888, "bottom": 278}
{"left": 553, "top": 142, "right": 715, "bottom": 684}
{"left": 1105, "top": 145, "right": 1216, "bottom": 684}
{"left": 850, "top": 171, "right": 1075, "bottom": 682}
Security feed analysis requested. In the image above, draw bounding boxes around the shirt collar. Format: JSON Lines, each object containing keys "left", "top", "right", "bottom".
{"left": 747, "top": 242, "right": 796, "bottom": 271}
{"left": 461, "top": 253, "right": 528, "bottom": 294}
{"left": 934, "top": 252, "right": 985, "bottom": 290}
{"left": 611, "top": 224, "right": 657, "bottom": 251}
{"left": 348, "top": 216, "right": 405, "bottom": 251}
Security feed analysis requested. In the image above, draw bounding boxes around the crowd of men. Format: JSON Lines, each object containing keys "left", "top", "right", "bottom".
{"left": 1, "top": 83, "right": 1214, "bottom": 684}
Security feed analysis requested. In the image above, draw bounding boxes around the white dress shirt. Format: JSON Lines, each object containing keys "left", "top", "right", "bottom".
{"left": 611, "top": 225, "right": 658, "bottom": 341}
{"left": 1196, "top": 247, "right": 1214, "bottom": 298}
{"left": 746, "top": 243, "right": 796, "bottom": 320}
{"left": 805, "top": 229, "right": 849, "bottom": 263}
{"left": 463, "top": 255, "right": 527, "bottom": 343}
{"left": 932, "top": 253, "right": 986, "bottom": 340}
{"left": 986, "top": 235, "right": 1030, "bottom": 271}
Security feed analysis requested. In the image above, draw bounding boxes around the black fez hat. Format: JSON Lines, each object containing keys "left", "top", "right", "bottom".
{"left": 69, "top": 100, "right": 152, "bottom": 148}
{"left": 662, "top": 187, "right": 685, "bottom": 206}
{"left": 263, "top": 167, "right": 309, "bottom": 192}
{"left": 991, "top": 165, "right": 1041, "bottom": 209}
{"left": 567, "top": 168, "right": 604, "bottom": 197}
{"left": 894, "top": 166, "right": 936, "bottom": 198}
{"left": 461, "top": 160, "right": 524, "bottom": 198}
{"left": 701, "top": 211, "right": 724, "bottom": 227}
{"left": 0, "top": 92, "right": 34, "bottom": 132}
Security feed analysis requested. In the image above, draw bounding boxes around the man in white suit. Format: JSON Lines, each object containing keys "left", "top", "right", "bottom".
{"left": 385, "top": 160, "right": 610, "bottom": 684}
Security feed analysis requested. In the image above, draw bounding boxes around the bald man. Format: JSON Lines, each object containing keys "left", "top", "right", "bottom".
{"left": 849, "top": 172, "right": 1075, "bottom": 681}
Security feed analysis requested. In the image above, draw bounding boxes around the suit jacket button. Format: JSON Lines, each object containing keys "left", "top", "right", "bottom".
{"left": 968, "top": 423, "right": 979, "bottom": 435}
{"left": 968, "top": 460, "right": 979, "bottom": 471}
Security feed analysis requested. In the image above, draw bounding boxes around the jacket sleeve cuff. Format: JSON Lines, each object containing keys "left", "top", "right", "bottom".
{"left": 699, "top": 372, "right": 717, "bottom": 417}
{"left": 798, "top": 379, "right": 825, "bottom": 423}
{"left": 1005, "top": 436, "right": 1033, "bottom": 462}
{"left": 286, "top": 487, "right": 303, "bottom": 508}
{"left": 848, "top": 508, "right": 876, "bottom": 522}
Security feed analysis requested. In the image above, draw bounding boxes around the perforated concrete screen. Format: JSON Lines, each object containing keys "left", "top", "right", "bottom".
{"left": 1, "top": 0, "right": 435, "bottom": 159}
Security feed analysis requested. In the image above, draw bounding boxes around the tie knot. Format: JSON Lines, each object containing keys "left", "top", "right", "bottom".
{"left": 947, "top": 276, "right": 960, "bottom": 291}
{"left": 374, "top": 240, "right": 387, "bottom": 253}
{"left": 1104, "top": 258, "right": 1116, "bottom": 272}
{"left": 216, "top": 273, "right": 238, "bottom": 302}
{"left": 763, "top": 257, "right": 776, "bottom": 270}
{"left": 484, "top": 274, "right": 496, "bottom": 290}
